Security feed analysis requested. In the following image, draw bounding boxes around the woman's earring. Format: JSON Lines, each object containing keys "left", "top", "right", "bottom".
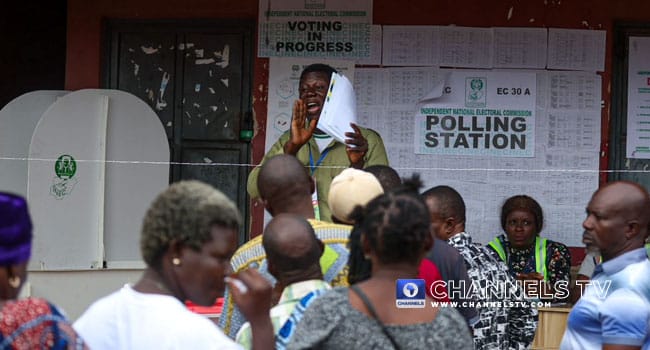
{"left": 8, "top": 276, "right": 20, "bottom": 289}
{"left": 172, "top": 258, "right": 181, "bottom": 266}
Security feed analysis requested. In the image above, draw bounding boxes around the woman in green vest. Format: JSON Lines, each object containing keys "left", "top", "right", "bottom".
{"left": 486, "top": 195, "right": 571, "bottom": 303}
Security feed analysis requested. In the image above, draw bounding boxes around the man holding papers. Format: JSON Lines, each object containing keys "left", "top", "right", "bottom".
{"left": 247, "top": 63, "right": 388, "bottom": 222}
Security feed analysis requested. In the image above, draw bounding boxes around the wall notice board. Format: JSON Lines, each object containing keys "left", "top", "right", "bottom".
{"left": 611, "top": 23, "right": 650, "bottom": 191}
{"left": 354, "top": 67, "right": 600, "bottom": 247}
{"left": 265, "top": 26, "right": 605, "bottom": 247}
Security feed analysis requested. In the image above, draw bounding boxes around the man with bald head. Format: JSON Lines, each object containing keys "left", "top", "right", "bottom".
{"left": 257, "top": 154, "right": 317, "bottom": 218}
{"left": 219, "top": 155, "right": 350, "bottom": 338}
{"left": 561, "top": 181, "right": 650, "bottom": 350}
{"left": 235, "top": 214, "right": 330, "bottom": 348}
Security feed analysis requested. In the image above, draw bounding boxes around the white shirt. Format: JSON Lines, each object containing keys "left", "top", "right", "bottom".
{"left": 577, "top": 251, "right": 599, "bottom": 277}
{"left": 314, "top": 134, "right": 334, "bottom": 152}
{"left": 74, "top": 284, "right": 242, "bottom": 350}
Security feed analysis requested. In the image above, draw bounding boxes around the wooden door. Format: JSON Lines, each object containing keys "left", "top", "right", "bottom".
{"left": 103, "top": 20, "right": 253, "bottom": 245}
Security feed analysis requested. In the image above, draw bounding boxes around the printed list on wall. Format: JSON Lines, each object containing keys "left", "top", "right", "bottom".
{"left": 354, "top": 67, "right": 601, "bottom": 247}
{"left": 263, "top": 25, "right": 606, "bottom": 247}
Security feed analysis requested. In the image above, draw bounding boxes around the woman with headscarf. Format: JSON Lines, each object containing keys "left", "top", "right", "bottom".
{"left": 287, "top": 176, "right": 473, "bottom": 349}
{"left": 487, "top": 194, "right": 571, "bottom": 303}
{"left": 0, "top": 192, "right": 86, "bottom": 349}
{"left": 74, "top": 180, "right": 274, "bottom": 349}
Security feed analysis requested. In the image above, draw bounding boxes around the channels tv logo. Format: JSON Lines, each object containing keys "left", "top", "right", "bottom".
{"left": 395, "top": 279, "right": 425, "bottom": 308}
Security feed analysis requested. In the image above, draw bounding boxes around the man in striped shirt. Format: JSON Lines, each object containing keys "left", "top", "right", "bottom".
{"left": 235, "top": 214, "right": 331, "bottom": 349}
{"left": 219, "top": 155, "right": 350, "bottom": 338}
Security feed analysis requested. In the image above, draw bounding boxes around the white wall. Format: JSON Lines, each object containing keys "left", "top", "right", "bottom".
{"left": 27, "top": 269, "right": 143, "bottom": 321}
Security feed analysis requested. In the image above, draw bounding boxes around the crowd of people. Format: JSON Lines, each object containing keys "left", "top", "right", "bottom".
{"left": 0, "top": 63, "right": 648, "bottom": 349}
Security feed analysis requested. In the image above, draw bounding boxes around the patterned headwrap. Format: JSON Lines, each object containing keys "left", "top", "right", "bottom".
{"left": 0, "top": 192, "right": 32, "bottom": 266}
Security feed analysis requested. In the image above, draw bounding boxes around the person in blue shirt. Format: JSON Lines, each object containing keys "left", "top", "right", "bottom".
{"left": 561, "top": 181, "right": 650, "bottom": 350}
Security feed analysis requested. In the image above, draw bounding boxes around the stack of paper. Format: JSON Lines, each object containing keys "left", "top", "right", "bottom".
{"left": 317, "top": 72, "right": 357, "bottom": 144}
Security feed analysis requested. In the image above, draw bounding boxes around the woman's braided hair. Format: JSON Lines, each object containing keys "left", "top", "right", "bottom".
{"left": 349, "top": 174, "right": 430, "bottom": 266}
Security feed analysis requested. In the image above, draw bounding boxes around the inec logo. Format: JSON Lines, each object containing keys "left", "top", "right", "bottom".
{"left": 55, "top": 155, "right": 76, "bottom": 179}
{"left": 50, "top": 154, "right": 78, "bottom": 200}
{"left": 396, "top": 279, "right": 425, "bottom": 308}
{"left": 465, "top": 77, "right": 487, "bottom": 108}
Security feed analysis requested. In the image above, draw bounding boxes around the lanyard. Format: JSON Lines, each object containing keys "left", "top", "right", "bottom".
{"left": 308, "top": 145, "right": 332, "bottom": 175}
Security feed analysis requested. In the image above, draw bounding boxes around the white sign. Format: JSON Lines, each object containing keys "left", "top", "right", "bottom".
{"left": 626, "top": 37, "right": 650, "bottom": 159}
{"left": 414, "top": 71, "right": 536, "bottom": 157}
{"left": 258, "top": 0, "right": 372, "bottom": 58}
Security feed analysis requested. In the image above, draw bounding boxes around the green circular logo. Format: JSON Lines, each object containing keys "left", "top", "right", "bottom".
{"left": 55, "top": 155, "right": 76, "bottom": 179}
{"left": 470, "top": 78, "right": 484, "bottom": 91}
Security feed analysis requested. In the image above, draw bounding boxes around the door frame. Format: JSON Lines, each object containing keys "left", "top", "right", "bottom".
{"left": 102, "top": 18, "right": 254, "bottom": 244}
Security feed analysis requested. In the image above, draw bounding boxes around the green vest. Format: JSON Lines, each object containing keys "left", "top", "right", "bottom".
{"left": 488, "top": 236, "right": 548, "bottom": 281}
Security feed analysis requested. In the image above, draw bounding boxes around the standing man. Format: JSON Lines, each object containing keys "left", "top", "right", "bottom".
{"left": 247, "top": 63, "right": 388, "bottom": 222}
{"left": 561, "top": 181, "right": 650, "bottom": 350}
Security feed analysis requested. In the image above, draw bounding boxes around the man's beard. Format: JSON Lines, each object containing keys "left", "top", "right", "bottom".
{"left": 583, "top": 230, "right": 600, "bottom": 255}
{"left": 585, "top": 243, "right": 600, "bottom": 255}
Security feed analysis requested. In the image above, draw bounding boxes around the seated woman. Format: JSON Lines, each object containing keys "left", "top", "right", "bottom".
{"left": 287, "top": 176, "right": 473, "bottom": 349}
{"left": 486, "top": 194, "right": 571, "bottom": 303}
{"left": 74, "top": 181, "right": 274, "bottom": 350}
{"left": 0, "top": 192, "right": 86, "bottom": 349}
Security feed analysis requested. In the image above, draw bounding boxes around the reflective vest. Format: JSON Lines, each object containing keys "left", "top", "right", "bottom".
{"left": 488, "top": 236, "right": 548, "bottom": 281}
{"left": 646, "top": 243, "right": 650, "bottom": 258}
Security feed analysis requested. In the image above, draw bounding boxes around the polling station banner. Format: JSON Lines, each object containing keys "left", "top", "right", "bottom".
{"left": 258, "top": 0, "right": 372, "bottom": 58}
{"left": 414, "top": 71, "right": 536, "bottom": 157}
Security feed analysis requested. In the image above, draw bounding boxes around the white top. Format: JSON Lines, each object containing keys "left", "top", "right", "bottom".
{"left": 577, "top": 251, "right": 599, "bottom": 277}
{"left": 314, "top": 134, "right": 334, "bottom": 152}
{"left": 74, "top": 284, "right": 242, "bottom": 350}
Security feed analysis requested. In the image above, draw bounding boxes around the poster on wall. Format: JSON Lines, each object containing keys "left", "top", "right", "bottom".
{"left": 626, "top": 37, "right": 650, "bottom": 159}
{"left": 414, "top": 70, "right": 536, "bottom": 157}
{"left": 258, "top": 0, "right": 372, "bottom": 58}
